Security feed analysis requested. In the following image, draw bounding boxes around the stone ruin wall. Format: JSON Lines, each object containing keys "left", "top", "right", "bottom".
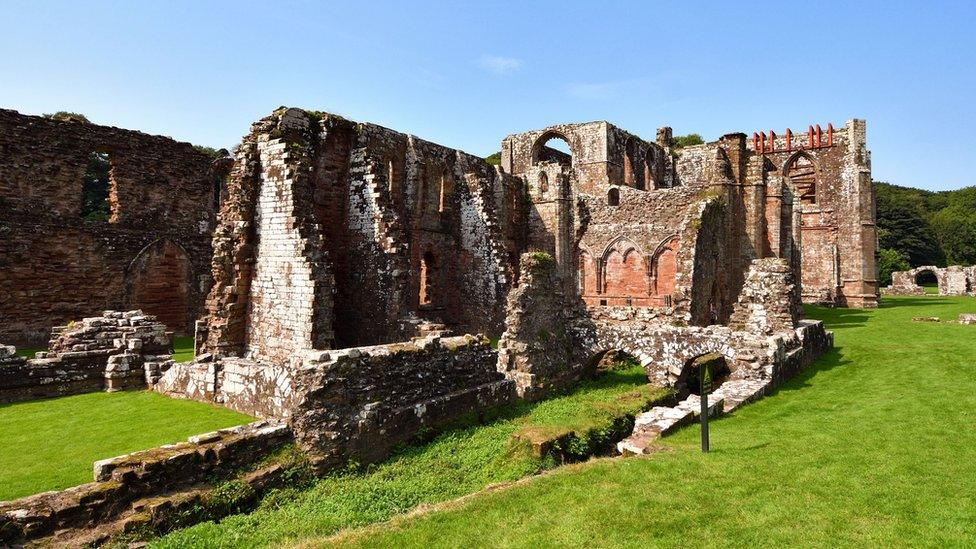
{"left": 743, "top": 121, "right": 878, "bottom": 307}
{"left": 0, "top": 109, "right": 224, "bottom": 345}
{"left": 0, "top": 310, "right": 174, "bottom": 404}
{"left": 887, "top": 265, "right": 976, "bottom": 296}
{"left": 202, "top": 108, "right": 522, "bottom": 362}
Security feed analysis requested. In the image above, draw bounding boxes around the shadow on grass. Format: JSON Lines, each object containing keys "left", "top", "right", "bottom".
{"left": 878, "top": 296, "right": 960, "bottom": 309}
{"left": 769, "top": 345, "right": 850, "bottom": 395}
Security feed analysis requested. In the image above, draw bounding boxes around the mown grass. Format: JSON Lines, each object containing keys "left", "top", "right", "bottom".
{"left": 12, "top": 336, "right": 193, "bottom": 361}
{"left": 0, "top": 391, "right": 253, "bottom": 501}
{"left": 13, "top": 346, "right": 43, "bottom": 358}
{"left": 151, "top": 362, "right": 668, "bottom": 547}
{"left": 173, "top": 336, "right": 195, "bottom": 363}
{"left": 319, "top": 295, "right": 976, "bottom": 547}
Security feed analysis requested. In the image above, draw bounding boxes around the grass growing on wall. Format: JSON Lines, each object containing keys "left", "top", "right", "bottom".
{"left": 316, "top": 295, "right": 976, "bottom": 547}
{"left": 0, "top": 391, "right": 252, "bottom": 501}
{"left": 151, "top": 361, "right": 669, "bottom": 548}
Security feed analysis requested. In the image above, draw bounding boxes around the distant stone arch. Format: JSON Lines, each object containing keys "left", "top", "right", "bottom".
{"left": 126, "top": 239, "right": 193, "bottom": 334}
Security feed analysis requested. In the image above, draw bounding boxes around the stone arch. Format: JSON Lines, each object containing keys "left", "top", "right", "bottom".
{"left": 607, "top": 187, "right": 620, "bottom": 206}
{"left": 531, "top": 131, "right": 574, "bottom": 167}
{"left": 643, "top": 146, "right": 657, "bottom": 189}
{"left": 577, "top": 246, "right": 596, "bottom": 296}
{"left": 419, "top": 250, "right": 439, "bottom": 307}
{"left": 438, "top": 168, "right": 455, "bottom": 214}
{"left": 912, "top": 266, "right": 941, "bottom": 289}
{"left": 538, "top": 171, "right": 549, "bottom": 198}
{"left": 125, "top": 238, "right": 193, "bottom": 334}
{"left": 623, "top": 137, "right": 644, "bottom": 189}
{"left": 584, "top": 322, "right": 738, "bottom": 387}
{"left": 650, "top": 235, "right": 679, "bottom": 298}
{"left": 672, "top": 353, "right": 733, "bottom": 398}
{"left": 601, "top": 237, "right": 648, "bottom": 300}
{"left": 783, "top": 151, "right": 820, "bottom": 205}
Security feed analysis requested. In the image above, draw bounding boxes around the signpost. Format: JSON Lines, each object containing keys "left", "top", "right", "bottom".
{"left": 700, "top": 360, "right": 712, "bottom": 453}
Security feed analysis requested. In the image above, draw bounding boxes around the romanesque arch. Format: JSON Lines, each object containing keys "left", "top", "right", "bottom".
{"left": 531, "top": 131, "right": 574, "bottom": 167}
{"left": 125, "top": 239, "right": 193, "bottom": 334}
{"left": 581, "top": 320, "right": 738, "bottom": 387}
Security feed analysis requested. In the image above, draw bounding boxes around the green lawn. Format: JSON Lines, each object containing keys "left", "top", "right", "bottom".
{"left": 151, "top": 362, "right": 669, "bottom": 547}
{"left": 313, "top": 295, "right": 976, "bottom": 547}
{"left": 14, "top": 346, "right": 43, "bottom": 359}
{"left": 173, "top": 335, "right": 195, "bottom": 363}
{"left": 0, "top": 391, "right": 252, "bottom": 501}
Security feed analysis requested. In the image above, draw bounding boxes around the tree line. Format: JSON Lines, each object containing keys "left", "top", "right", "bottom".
{"left": 876, "top": 181, "right": 976, "bottom": 285}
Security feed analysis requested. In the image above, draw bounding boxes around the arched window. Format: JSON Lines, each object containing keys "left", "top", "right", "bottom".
{"left": 81, "top": 151, "right": 113, "bottom": 221}
{"left": 438, "top": 171, "right": 454, "bottom": 213}
{"left": 387, "top": 158, "right": 397, "bottom": 197}
{"left": 532, "top": 133, "right": 572, "bottom": 167}
{"left": 607, "top": 188, "right": 620, "bottom": 207}
{"left": 420, "top": 251, "right": 437, "bottom": 306}
{"left": 538, "top": 172, "right": 549, "bottom": 197}
{"left": 785, "top": 154, "right": 817, "bottom": 205}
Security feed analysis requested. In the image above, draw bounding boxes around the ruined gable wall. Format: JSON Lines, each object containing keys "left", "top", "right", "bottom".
{"left": 0, "top": 109, "right": 219, "bottom": 344}
{"left": 203, "top": 108, "right": 515, "bottom": 357}
{"left": 745, "top": 121, "right": 878, "bottom": 307}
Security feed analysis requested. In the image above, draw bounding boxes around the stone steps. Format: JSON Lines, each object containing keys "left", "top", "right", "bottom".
{"left": 616, "top": 378, "right": 770, "bottom": 455}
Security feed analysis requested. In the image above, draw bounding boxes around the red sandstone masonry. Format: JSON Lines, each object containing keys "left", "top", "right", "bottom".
{"left": 0, "top": 109, "right": 227, "bottom": 345}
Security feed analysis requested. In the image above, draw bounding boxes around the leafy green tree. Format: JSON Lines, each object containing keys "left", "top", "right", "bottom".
{"left": 672, "top": 134, "right": 704, "bottom": 148}
{"left": 485, "top": 152, "right": 501, "bottom": 166}
{"left": 81, "top": 152, "right": 111, "bottom": 221}
{"left": 877, "top": 248, "right": 910, "bottom": 286}
{"left": 875, "top": 182, "right": 945, "bottom": 266}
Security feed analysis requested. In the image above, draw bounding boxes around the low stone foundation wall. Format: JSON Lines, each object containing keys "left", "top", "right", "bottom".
{"left": 154, "top": 356, "right": 298, "bottom": 419}
{"left": 0, "top": 420, "right": 290, "bottom": 545}
{"left": 292, "top": 334, "right": 516, "bottom": 470}
{"left": 0, "top": 311, "right": 174, "bottom": 404}
{"left": 156, "top": 334, "right": 517, "bottom": 471}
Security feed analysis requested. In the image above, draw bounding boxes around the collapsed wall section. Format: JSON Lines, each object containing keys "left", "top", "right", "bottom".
{"left": 0, "top": 310, "right": 174, "bottom": 403}
{"left": 202, "top": 108, "right": 519, "bottom": 358}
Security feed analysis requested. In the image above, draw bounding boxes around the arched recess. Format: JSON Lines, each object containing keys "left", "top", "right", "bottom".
{"left": 538, "top": 171, "right": 549, "bottom": 198}
{"left": 914, "top": 268, "right": 939, "bottom": 288}
{"left": 532, "top": 132, "right": 573, "bottom": 167}
{"left": 577, "top": 247, "right": 596, "bottom": 296}
{"left": 601, "top": 237, "right": 648, "bottom": 301}
{"left": 650, "top": 235, "right": 679, "bottom": 301}
{"left": 783, "top": 151, "right": 819, "bottom": 205}
{"left": 419, "top": 250, "right": 439, "bottom": 308}
{"left": 623, "top": 138, "right": 642, "bottom": 189}
{"left": 126, "top": 239, "right": 193, "bottom": 334}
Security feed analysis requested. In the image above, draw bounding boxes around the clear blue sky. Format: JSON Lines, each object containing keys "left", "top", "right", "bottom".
{"left": 2, "top": 1, "right": 973, "bottom": 190}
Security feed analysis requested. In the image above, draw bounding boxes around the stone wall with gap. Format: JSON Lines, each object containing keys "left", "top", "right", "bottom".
{"left": 0, "top": 109, "right": 226, "bottom": 345}
{"left": 887, "top": 265, "right": 975, "bottom": 296}
{"left": 0, "top": 310, "right": 174, "bottom": 403}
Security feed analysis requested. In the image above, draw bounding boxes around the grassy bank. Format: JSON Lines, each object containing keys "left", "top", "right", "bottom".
{"left": 319, "top": 295, "right": 976, "bottom": 547}
{"left": 151, "top": 362, "right": 669, "bottom": 547}
{"left": 0, "top": 391, "right": 252, "bottom": 501}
